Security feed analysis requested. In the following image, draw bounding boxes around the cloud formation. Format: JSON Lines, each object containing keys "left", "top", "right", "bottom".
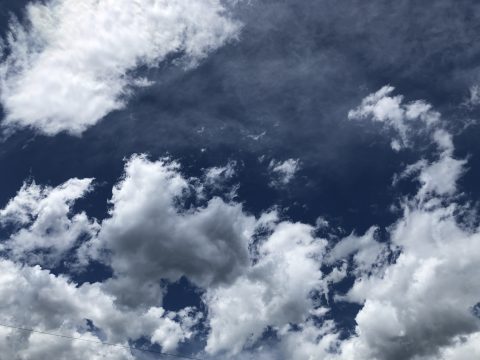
{"left": 83, "top": 154, "right": 255, "bottom": 307}
{"left": 0, "top": 0, "right": 240, "bottom": 135}
{"left": 329, "top": 88, "right": 480, "bottom": 360}
{"left": 1, "top": 88, "right": 479, "bottom": 360}
{"left": 268, "top": 158, "right": 300, "bottom": 187}
{"left": 0, "top": 178, "right": 98, "bottom": 266}
{"left": 0, "top": 259, "right": 199, "bottom": 359}
{"left": 204, "top": 220, "right": 327, "bottom": 355}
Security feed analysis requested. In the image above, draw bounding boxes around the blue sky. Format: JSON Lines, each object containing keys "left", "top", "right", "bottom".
{"left": 0, "top": 1, "right": 480, "bottom": 359}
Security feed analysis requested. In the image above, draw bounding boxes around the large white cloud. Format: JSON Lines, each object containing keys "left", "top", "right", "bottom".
{"left": 348, "top": 85, "right": 440, "bottom": 150}
{"left": 204, "top": 221, "right": 327, "bottom": 355}
{"left": 82, "top": 154, "right": 256, "bottom": 307}
{"left": 0, "top": 0, "right": 241, "bottom": 135}
{"left": 325, "top": 88, "right": 480, "bottom": 360}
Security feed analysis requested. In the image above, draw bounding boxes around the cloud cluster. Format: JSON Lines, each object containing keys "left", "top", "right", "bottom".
{"left": 0, "top": 178, "right": 98, "bottom": 266}
{"left": 0, "top": 154, "right": 334, "bottom": 358}
{"left": 0, "top": 259, "right": 199, "bottom": 359}
{"left": 328, "top": 88, "right": 480, "bottom": 360}
{"left": 0, "top": 0, "right": 240, "bottom": 135}
{"left": 204, "top": 220, "right": 327, "bottom": 355}
{"left": 1, "top": 87, "right": 479, "bottom": 360}
{"left": 83, "top": 154, "right": 255, "bottom": 307}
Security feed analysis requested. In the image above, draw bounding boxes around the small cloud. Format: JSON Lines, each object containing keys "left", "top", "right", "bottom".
{"left": 247, "top": 131, "right": 266, "bottom": 141}
{"left": 204, "top": 161, "right": 236, "bottom": 184}
{"left": 464, "top": 85, "right": 480, "bottom": 107}
{"left": 269, "top": 158, "right": 300, "bottom": 186}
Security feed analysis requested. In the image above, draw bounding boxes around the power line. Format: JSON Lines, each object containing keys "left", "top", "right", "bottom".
{"left": 0, "top": 322, "right": 204, "bottom": 360}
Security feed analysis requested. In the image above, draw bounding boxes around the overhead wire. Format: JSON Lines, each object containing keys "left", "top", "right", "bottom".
{"left": 0, "top": 322, "right": 204, "bottom": 360}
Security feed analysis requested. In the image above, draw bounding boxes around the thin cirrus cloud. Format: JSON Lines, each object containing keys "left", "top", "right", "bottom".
{"left": 0, "top": 0, "right": 241, "bottom": 135}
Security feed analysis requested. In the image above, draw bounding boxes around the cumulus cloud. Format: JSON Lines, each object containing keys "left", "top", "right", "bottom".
{"left": 350, "top": 86, "right": 466, "bottom": 200}
{"left": 82, "top": 154, "right": 256, "bottom": 307}
{"left": 323, "top": 88, "right": 480, "bottom": 360}
{"left": 0, "top": 155, "right": 334, "bottom": 359}
{"left": 2, "top": 84, "right": 478, "bottom": 359}
{"left": 336, "top": 200, "right": 480, "bottom": 360}
{"left": 0, "top": 0, "right": 241, "bottom": 135}
{"left": 0, "top": 259, "right": 199, "bottom": 359}
{"left": 0, "top": 178, "right": 98, "bottom": 266}
{"left": 204, "top": 221, "right": 327, "bottom": 355}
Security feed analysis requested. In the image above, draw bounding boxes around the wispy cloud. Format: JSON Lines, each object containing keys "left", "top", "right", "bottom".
{"left": 0, "top": 0, "right": 241, "bottom": 135}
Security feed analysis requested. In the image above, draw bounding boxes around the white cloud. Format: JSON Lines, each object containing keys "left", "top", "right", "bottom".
{"left": 279, "top": 320, "right": 339, "bottom": 360}
{"left": 269, "top": 158, "right": 300, "bottom": 186}
{"left": 0, "top": 259, "right": 199, "bottom": 358}
{"left": 348, "top": 86, "right": 440, "bottom": 150}
{"left": 204, "top": 161, "right": 236, "bottom": 183}
{"left": 335, "top": 200, "right": 480, "bottom": 360}
{"left": 327, "top": 227, "right": 387, "bottom": 276}
{"left": 327, "top": 88, "right": 480, "bottom": 360}
{"left": 434, "top": 332, "right": 480, "bottom": 360}
{"left": 82, "top": 154, "right": 256, "bottom": 307}
{"left": 0, "top": 178, "right": 98, "bottom": 266}
{"left": 1, "top": 82, "right": 478, "bottom": 360}
{"left": 0, "top": 0, "right": 241, "bottom": 135}
{"left": 204, "top": 221, "right": 327, "bottom": 355}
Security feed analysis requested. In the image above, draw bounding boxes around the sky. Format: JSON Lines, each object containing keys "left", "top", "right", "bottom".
{"left": 0, "top": 0, "right": 480, "bottom": 359}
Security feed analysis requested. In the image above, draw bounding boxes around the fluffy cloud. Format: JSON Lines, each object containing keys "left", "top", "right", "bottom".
{"left": 0, "top": 178, "right": 98, "bottom": 266}
{"left": 0, "top": 0, "right": 241, "bottom": 135}
{"left": 204, "top": 221, "right": 327, "bottom": 355}
{"left": 348, "top": 86, "right": 440, "bottom": 150}
{"left": 0, "top": 155, "right": 333, "bottom": 359}
{"left": 326, "top": 88, "right": 480, "bottom": 360}
{"left": 336, "top": 200, "right": 480, "bottom": 360}
{"left": 1, "top": 85, "right": 478, "bottom": 359}
{"left": 83, "top": 154, "right": 256, "bottom": 307}
{"left": 0, "top": 259, "right": 198, "bottom": 359}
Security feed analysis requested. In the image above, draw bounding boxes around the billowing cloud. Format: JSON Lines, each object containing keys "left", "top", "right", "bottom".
{"left": 337, "top": 200, "right": 480, "bottom": 360}
{"left": 0, "top": 259, "right": 199, "bottom": 359}
{"left": 326, "top": 88, "right": 480, "bottom": 360}
{"left": 1, "top": 87, "right": 479, "bottom": 360}
{"left": 204, "top": 221, "right": 327, "bottom": 355}
{"left": 0, "top": 0, "right": 241, "bottom": 135}
{"left": 82, "top": 154, "right": 256, "bottom": 307}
